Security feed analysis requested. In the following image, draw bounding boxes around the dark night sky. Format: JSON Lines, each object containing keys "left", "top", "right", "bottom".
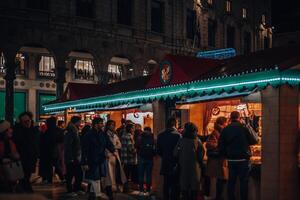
{"left": 272, "top": 0, "right": 300, "bottom": 33}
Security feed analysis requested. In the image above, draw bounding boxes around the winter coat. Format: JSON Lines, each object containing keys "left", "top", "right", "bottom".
{"left": 0, "top": 133, "right": 19, "bottom": 162}
{"left": 219, "top": 121, "right": 258, "bottom": 160}
{"left": 13, "top": 123, "right": 38, "bottom": 173}
{"left": 205, "top": 130, "right": 228, "bottom": 179}
{"left": 64, "top": 123, "right": 81, "bottom": 164}
{"left": 82, "top": 128, "right": 115, "bottom": 180}
{"left": 136, "top": 131, "right": 156, "bottom": 160}
{"left": 157, "top": 128, "right": 181, "bottom": 175}
{"left": 103, "top": 130, "right": 127, "bottom": 187}
{"left": 0, "top": 132, "right": 20, "bottom": 185}
{"left": 174, "top": 138, "right": 204, "bottom": 191}
{"left": 39, "top": 127, "right": 57, "bottom": 177}
{"left": 121, "top": 132, "right": 137, "bottom": 165}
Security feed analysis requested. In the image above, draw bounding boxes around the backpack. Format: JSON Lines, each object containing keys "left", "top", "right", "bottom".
{"left": 139, "top": 135, "right": 155, "bottom": 159}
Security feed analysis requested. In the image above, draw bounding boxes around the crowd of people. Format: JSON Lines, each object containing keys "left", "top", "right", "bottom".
{"left": 0, "top": 110, "right": 260, "bottom": 200}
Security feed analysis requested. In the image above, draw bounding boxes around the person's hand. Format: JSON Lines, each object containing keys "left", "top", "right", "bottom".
{"left": 113, "top": 152, "right": 118, "bottom": 157}
{"left": 82, "top": 165, "right": 89, "bottom": 171}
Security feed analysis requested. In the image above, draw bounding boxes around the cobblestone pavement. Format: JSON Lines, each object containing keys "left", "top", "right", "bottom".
{"left": 0, "top": 184, "right": 153, "bottom": 200}
{"left": 32, "top": 183, "right": 145, "bottom": 200}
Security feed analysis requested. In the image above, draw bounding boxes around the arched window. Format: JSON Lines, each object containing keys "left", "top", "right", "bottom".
{"left": 38, "top": 56, "right": 55, "bottom": 78}
{"left": 0, "top": 52, "right": 27, "bottom": 76}
{"left": 74, "top": 59, "right": 95, "bottom": 81}
{"left": 15, "top": 53, "right": 27, "bottom": 75}
{"left": 108, "top": 64, "right": 122, "bottom": 83}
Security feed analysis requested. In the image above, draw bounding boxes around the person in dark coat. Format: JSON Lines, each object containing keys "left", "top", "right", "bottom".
{"left": 64, "top": 116, "right": 83, "bottom": 197}
{"left": 136, "top": 127, "right": 156, "bottom": 195}
{"left": 0, "top": 120, "right": 20, "bottom": 193}
{"left": 157, "top": 117, "right": 181, "bottom": 200}
{"left": 174, "top": 122, "right": 204, "bottom": 200}
{"left": 82, "top": 117, "right": 116, "bottom": 200}
{"left": 206, "top": 117, "right": 228, "bottom": 200}
{"left": 13, "top": 111, "right": 38, "bottom": 193}
{"left": 53, "top": 122, "right": 65, "bottom": 182}
{"left": 39, "top": 117, "right": 57, "bottom": 184}
{"left": 219, "top": 111, "right": 258, "bottom": 200}
{"left": 116, "top": 118, "right": 126, "bottom": 138}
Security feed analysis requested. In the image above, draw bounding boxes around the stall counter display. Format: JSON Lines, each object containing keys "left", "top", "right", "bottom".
{"left": 206, "top": 102, "right": 262, "bottom": 164}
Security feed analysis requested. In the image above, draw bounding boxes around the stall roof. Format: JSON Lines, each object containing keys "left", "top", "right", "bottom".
{"left": 70, "top": 103, "right": 144, "bottom": 113}
{"left": 43, "top": 45, "right": 300, "bottom": 114}
{"left": 44, "top": 69, "right": 300, "bottom": 113}
{"left": 146, "top": 54, "right": 220, "bottom": 88}
{"left": 51, "top": 75, "right": 151, "bottom": 103}
{"left": 200, "top": 44, "right": 300, "bottom": 80}
{"left": 176, "top": 89, "right": 256, "bottom": 105}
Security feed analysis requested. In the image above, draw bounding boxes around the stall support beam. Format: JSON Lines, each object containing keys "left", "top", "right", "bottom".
{"left": 261, "top": 85, "right": 300, "bottom": 200}
{"left": 152, "top": 100, "right": 166, "bottom": 199}
{"left": 153, "top": 100, "right": 166, "bottom": 138}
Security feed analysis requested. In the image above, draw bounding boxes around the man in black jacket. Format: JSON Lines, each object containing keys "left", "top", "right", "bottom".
{"left": 64, "top": 116, "right": 82, "bottom": 197}
{"left": 219, "top": 111, "right": 258, "bottom": 200}
{"left": 13, "top": 112, "right": 38, "bottom": 193}
{"left": 157, "top": 117, "right": 181, "bottom": 200}
{"left": 82, "top": 117, "right": 116, "bottom": 200}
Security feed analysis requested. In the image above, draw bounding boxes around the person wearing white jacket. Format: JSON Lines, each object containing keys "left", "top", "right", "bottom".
{"left": 103, "top": 120, "right": 127, "bottom": 199}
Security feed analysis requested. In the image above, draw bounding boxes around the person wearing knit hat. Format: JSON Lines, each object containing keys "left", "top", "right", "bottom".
{"left": 0, "top": 120, "right": 20, "bottom": 193}
{"left": 0, "top": 120, "right": 11, "bottom": 134}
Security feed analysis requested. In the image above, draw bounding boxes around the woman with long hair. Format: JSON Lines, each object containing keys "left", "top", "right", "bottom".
{"left": 0, "top": 120, "right": 20, "bottom": 193}
{"left": 174, "top": 122, "right": 205, "bottom": 200}
{"left": 206, "top": 116, "right": 228, "bottom": 200}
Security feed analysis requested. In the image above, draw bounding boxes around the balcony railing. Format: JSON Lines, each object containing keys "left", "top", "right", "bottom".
{"left": 16, "top": 68, "right": 26, "bottom": 76}
{"left": 38, "top": 70, "right": 56, "bottom": 78}
{"left": 0, "top": 67, "right": 26, "bottom": 76}
{"left": 74, "top": 69, "right": 94, "bottom": 81}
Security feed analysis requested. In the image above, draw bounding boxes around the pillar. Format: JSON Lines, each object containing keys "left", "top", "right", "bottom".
{"left": 4, "top": 52, "right": 17, "bottom": 123}
{"left": 261, "top": 85, "right": 300, "bottom": 200}
{"left": 152, "top": 100, "right": 166, "bottom": 138}
{"left": 28, "top": 89, "right": 36, "bottom": 121}
{"left": 152, "top": 100, "right": 166, "bottom": 198}
{"left": 55, "top": 58, "right": 67, "bottom": 99}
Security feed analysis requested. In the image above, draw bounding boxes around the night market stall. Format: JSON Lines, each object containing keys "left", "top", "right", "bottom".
{"left": 43, "top": 46, "right": 300, "bottom": 200}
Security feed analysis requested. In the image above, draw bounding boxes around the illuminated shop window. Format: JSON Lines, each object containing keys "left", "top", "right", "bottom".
{"left": 0, "top": 53, "right": 27, "bottom": 76}
{"left": 242, "top": 8, "right": 247, "bottom": 19}
{"left": 15, "top": 53, "right": 27, "bottom": 75}
{"left": 108, "top": 64, "right": 122, "bottom": 83}
{"left": 143, "top": 69, "right": 149, "bottom": 76}
{"left": 226, "top": 1, "right": 232, "bottom": 13}
{"left": 74, "top": 59, "right": 95, "bottom": 81}
{"left": 38, "top": 56, "right": 55, "bottom": 78}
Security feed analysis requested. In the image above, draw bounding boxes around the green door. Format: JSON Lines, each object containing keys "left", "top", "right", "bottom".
{"left": 0, "top": 91, "right": 26, "bottom": 121}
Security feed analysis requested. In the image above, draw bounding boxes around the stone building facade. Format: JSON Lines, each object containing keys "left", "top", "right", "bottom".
{"left": 0, "top": 0, "right": 272, "bottom": 121}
